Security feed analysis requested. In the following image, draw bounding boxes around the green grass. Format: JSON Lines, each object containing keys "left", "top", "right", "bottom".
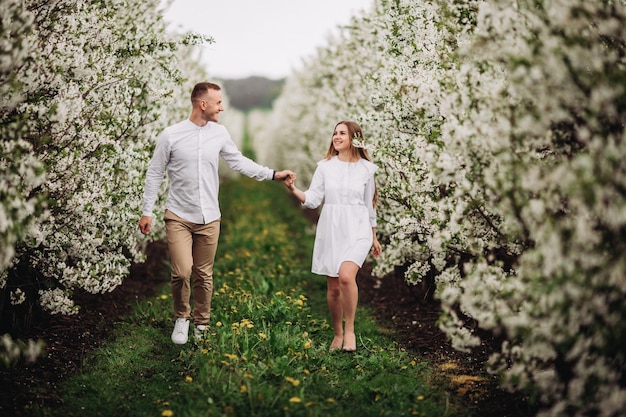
{"left": 38, "top": 177, "right": 466, "bottom": 417}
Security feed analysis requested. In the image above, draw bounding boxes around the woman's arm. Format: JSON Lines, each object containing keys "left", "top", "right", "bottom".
{"left": 286, "top": 165, "right": 325, "bottom": 208}
{"left": 286, "top": 181, "right": 306, "bottom": 204}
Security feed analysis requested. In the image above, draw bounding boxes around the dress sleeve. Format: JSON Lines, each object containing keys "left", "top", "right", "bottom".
{"left": 363, "top": 162, "right": 378, "bottom": 227}
{"left": 302, "top": 163, "right": 325, "bottom": 209}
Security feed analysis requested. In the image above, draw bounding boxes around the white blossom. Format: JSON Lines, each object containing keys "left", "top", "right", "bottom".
{"left": 260, "top": 0, "right": 626, "bottom": 415}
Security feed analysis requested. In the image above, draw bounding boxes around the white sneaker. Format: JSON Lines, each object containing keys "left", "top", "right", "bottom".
{"left": 194, "top": 324, "right": 208, "bottom": 340}
{"left": 171, "top": 318, "right": 190, "bottom": 344}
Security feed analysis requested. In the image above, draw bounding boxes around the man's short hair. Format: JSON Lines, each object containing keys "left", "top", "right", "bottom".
{"left": 191, "top": 82, "right": 221, "bottom": 101}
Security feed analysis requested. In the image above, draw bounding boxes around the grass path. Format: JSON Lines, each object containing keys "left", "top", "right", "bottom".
{"left": 41, "top": 178, "right": 467, "bottom": 417}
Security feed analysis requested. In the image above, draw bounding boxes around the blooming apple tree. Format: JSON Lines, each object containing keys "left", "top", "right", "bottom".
{"left": 261, "top": 0, "right": 626, "bottom": 415}
{"left": 0, "top": 0, "right": 210, "bottom": 322}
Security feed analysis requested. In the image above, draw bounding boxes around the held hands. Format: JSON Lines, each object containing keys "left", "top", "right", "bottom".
{"left": 279, "top": 170, "right": 305, "bottom": 203}
{"left": 274, "top": 169, "right": 296, "bottom": 190}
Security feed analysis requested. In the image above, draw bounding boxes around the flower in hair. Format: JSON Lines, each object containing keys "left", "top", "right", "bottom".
{"left": 352, "top": 133, "right": 375, "bottom": 151}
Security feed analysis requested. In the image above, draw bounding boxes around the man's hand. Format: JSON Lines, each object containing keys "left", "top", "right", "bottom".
{"left": 274, "top": 170, "right": 296, "bottom": 186}
{"left": 138, "top": 215, "right": 153, "bottom": 235}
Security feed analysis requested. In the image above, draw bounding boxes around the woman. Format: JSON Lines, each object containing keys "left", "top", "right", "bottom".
{"left": 287, "top": 121, "right": 381, "bottom": 352}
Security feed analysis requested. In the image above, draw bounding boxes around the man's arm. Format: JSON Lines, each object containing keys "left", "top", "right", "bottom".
{"left": 138, "top": 132, "right": 169, "bottom": 235}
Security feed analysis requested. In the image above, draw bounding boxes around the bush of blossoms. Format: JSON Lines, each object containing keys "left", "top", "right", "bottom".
{"left": 0, "top": 0, "right": 210, "bottom": 327}
{"left": 438, "top": 2, "right": 626, "bottom": 416}
{"left": 262, "top": 0, "right": 626, "bottom": 415}
{"left": 0, "top": 0, "right": 47, "bottom": 275}
{"left": 265, "top": 0, "right": 456, "bottom": 283}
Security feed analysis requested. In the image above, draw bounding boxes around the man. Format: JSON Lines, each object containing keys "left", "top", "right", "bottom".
{"left": 138, "top": 82, "right": 295, "bottom": 344}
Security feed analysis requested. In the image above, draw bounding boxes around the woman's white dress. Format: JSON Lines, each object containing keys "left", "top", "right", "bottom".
{"left": 303, "top": 156, "right": 378, "bottom": 277}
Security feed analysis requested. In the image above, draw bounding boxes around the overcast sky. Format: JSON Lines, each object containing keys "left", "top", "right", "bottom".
{"left": 161, "top": 0, "right": 371, "bottom": 79}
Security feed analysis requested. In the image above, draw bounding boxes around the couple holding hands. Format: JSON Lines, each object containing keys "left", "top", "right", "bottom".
{"left": 139, "top": 82, "right": 380, "bottom": 352}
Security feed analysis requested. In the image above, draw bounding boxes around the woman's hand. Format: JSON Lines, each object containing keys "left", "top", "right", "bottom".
{"left": 371, "top": 236, "right": 382, "bottom": 258}
{"left": 284, "top": 173, "right": 296, "bottom": 189}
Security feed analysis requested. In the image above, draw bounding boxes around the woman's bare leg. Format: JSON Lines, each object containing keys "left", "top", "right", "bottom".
{"left": 326, "top": 276, "right": 343, "bottom": 349}
{"left": 338, "top": 262, "right": 359, "bottom": 351}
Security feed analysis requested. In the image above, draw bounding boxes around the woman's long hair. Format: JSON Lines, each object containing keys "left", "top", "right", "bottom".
{"left": 324, "top": 121, "right": 377, "bottom": 206}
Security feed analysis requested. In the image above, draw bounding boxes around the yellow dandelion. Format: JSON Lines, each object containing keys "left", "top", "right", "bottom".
{"left": 258, "top": 332, "right": 268, "bottom": 340}
{"left": 303, "top": 369, "right": 310, "bottom": 375}
{"left": 326, "top": 398, "right": 336, "bottom": 403}
{"left": 224, "top": 353, "right": 238, "bottom": 361}
{"left": 289, "top": 397, "right": 302, "bottom": 403}
{"left": 417, "top": 395, "right": 424, "bottom": 401}
{"left": 161, "top": 410, "right": 173, "bottom": 417}
{"left": 285, "top": 376, "right": 300, "bottom": 387}
{"left": 184, "top": 375, "right": 193, "bottom": 383}
{"left": 240, "top": 384, "right": 247, "bottom": 393}
{"left": 301, "top": 332, "right": 309, "bottom": 339}
{"left": 216, "top": 321, "right": 222, "bottom": 327}
{"left": 304, "top": 340, "right": 312, "bottom": 350}
{"left": 160, "top": 294, "right": 168, "bottom": 300}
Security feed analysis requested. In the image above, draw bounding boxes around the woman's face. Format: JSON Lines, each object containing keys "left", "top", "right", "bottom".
{"left": 332, "top": 123, "right": 351, "bottom": 153}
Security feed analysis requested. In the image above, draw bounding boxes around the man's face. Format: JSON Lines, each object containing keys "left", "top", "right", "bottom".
{"left": 201, "top": 89, "right": 224, "bottom": 123}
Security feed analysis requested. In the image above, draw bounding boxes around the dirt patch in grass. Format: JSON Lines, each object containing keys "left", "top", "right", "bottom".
{"left": 356, "top": 263, "right": 538, "bottom": 416}
{"left": 0, "top": 240, "right": 169, "bottom": 416}
{"left": 0, "top": 239, "right": 538, "bottom": 417}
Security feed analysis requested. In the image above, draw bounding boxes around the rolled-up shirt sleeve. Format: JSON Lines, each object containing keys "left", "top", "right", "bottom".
{"left": 141, "top": 132, "right": 170, "bottom": 217}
